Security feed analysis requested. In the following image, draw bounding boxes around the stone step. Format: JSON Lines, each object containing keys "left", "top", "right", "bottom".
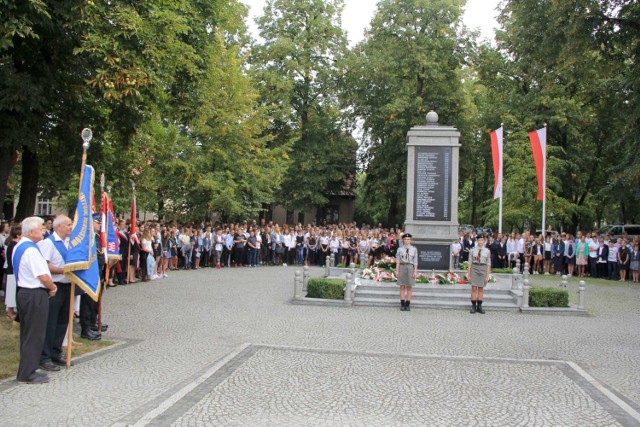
{"left": 352, "top": 297, "right": 519, "bottom": 310}
{"left": 355, "top": 287, "right": 515, "bottom": 300}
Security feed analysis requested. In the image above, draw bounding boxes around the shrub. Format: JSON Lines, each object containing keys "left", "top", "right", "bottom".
{"left": 529, "top": 287, "right": 569, "bottom": 307}
{"left": 491, "top": 268, "right": 514, "bottom": 274}
{"left": 306, "top": 278, "right": 345, "bottom": 300}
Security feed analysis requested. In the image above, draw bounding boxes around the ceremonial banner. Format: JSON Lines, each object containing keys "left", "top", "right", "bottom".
{"left": 490, "top": 127, "right": 503, "bottom": 199}
{"left": 64, "top": 165, "right": 101, "bottom": 301}
{"left": 107, "top": 197, "right": 121, "bottom": 260}
{"left": 528, "top": 127, "right": 547, "bottom": 201}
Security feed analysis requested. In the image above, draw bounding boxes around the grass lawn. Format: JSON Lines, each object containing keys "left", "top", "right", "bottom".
{"left": 0, "top": 301, "right": 114, "bottom": 380}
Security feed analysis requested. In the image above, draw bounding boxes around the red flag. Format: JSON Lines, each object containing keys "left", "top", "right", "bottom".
{"left": 490, "top": 126, "right": 503, "bottom": 199}
{"left": 528, "top": 127, "right": 547, "bottom": 201}
{"left": 130, "top": 189, "right": 139, "bottom": 244}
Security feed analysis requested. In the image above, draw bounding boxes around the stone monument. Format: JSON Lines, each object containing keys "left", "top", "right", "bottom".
{"left": 404, "top": 110, "right": 460, "bottom": 271}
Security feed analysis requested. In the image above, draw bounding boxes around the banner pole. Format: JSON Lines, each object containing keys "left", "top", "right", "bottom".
{"left": 498, "top": 123, "right": 504, "bottom": 234}
{"left": 97, "top": 174, "right": 105, "bottom": 331}
{"left": 541, "top": 124, "right": 547, "bottom": 238}
{"left": 66, "top": 128, "right": 92, "bottom": 368}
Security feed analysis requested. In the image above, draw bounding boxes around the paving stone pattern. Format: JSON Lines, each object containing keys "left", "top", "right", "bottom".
{"left": 0, "top": 266, "right": 638, "bottom": 426}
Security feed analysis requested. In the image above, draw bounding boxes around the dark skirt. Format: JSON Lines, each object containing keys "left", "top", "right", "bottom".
{"left": 397, "top": 264, "right": 415, "bottom": 287}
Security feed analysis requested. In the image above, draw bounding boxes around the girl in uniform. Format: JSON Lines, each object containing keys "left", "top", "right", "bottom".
{"left": 395, "top": 233, "right": 418, "bottom": 311}
{"left": 467, "top": 235, "right": 491, "bottom": 314}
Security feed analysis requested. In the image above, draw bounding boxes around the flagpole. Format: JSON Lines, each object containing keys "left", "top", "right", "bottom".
{"left": 66, "top": 128, "right": 92, "bottom": 367}
{"left": 97, "top": 174, "right": 105, "bottom": 332}
{"left": 498, "top": 123, "right": 504, "bottom": 234}
{"left": 127, "top": 183, "right": 134, "bottom": 284}
{"left": 541, "top": 123, "right": 547, "bottom": 238}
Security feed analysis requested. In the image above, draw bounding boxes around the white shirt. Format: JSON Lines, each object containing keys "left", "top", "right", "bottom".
{"left": 588, "top": 240, "right": 598, "bottom": 258}
{"left": 451, "top": 242, "right": 461, "bottom": 255}
{"left": 37, "top": 232, "right": 70, "bottom": 283}
{"left": 516, "top": 238, "right": 525, "bottom": 254}
{"left": 13, "top": 237, "right": 51, "bottom": 289}
{"left": 608, "top": 245, "right": 618, "bottom": 262}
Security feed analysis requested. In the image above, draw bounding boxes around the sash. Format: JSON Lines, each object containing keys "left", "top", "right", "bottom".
{"left": 49, "top": 234, "right": 68, "bottom": 260}
{"left": 12, "top": 241, "right": 42, "bottom": 286}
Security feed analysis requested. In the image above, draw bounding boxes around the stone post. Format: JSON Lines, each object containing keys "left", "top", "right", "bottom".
{"left": 516, "top": 258, "right": 521, "bottom": 273}
{"left": 561, "top": 275, "right": 568, "bottom": 288}
{"left": 522, "top": 279, "right": 530, "bottom": 308}
{"left": 511, "top": 265, "right": 520, "bottom": 290}
{"left": 325, "top": 256, "right": 331, "bottom": 277}
{"left": 344, "top": 273, "right": 352, "bottom": 304}
{"left": 360, "top": 255, "right": 367, "bottom": 270}
{"left": 349, "top": 263, "right": 357, "bottom": 301}
{"left": 523, "top": 263, "right": 530, "bottom": 283}
{"left": 303, "top": 265, "right": 309, "bottom": 292}
{"left": 330, "top": 255, "right": 335, "bottom": 268}
{"left": 294, "top": 270, "right": 302, "bottom": 299}
{"left": 578, "top": 280, "right": 586, "bottom": 309}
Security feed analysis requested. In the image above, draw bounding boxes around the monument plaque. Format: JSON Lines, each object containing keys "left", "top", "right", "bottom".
{"left": 414, "top": 146, "right": 452, "bottom": 222}
{"left": 415, "top": 243, "right": 450, "bottom": 271}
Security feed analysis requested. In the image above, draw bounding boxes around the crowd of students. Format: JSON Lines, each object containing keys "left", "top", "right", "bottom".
{"left": 110, "top": 219, "right": 406, "bottom": 285}
{"left": 452, "top": 230, "right": 640, "bottom": 282}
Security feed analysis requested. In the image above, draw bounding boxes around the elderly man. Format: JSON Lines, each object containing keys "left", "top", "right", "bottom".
{"left": 14, "top": 216, "right": 57, "bottom": 384}
{"left": 38, "top": 215, "right": 73, "bottom": 371}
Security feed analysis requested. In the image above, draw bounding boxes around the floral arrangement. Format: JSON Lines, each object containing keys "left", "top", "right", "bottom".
{"left": 373, "top": 256, "right": 397, "bottom": 271}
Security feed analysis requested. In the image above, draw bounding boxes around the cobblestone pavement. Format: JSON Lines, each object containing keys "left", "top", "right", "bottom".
{"left": 0, "top": 266, "right": 639, "bottom": 426}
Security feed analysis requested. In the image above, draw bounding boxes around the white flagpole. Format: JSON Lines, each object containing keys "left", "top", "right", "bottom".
{"left": 541, "top": 123, "right": 547, "bottom": 238}
{"left": 498, "top": 123, "right": 504, "bottom": 234}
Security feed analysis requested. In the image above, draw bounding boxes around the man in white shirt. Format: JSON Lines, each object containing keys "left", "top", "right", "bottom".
{"left": 14, "top": 216, "right": 56, "bottom": 384}
{"left": 451, "top": 240, "right": 462, "bottom": 269}
{"left": 37, "top": 215, "right": 73, "bottom": 371}
{"left": 516, "top": 233, "right": 526, "bottom": 272}
{"left": 587, "top": 234, "right": 599, "bottom": 277}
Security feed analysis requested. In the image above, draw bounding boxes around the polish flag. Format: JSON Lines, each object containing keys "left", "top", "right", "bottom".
{"left": 528, "top": 127, "right": 547, "bottom": 201}
{"left": 490, "top": 126, "right": 503, "bottom": 199}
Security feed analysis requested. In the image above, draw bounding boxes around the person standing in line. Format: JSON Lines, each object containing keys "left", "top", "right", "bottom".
{"left": 37, "top": 215, "right": 73, "bottom": 371}
{"left": 451, "top": 239, "right": 461, "bottom": 270}
{"left": 15, "top": 216, "right": 57, "bottom": 384}
{"left": 468, "top": 235, "right": 491, "bottom": 314}
{"left": 3, "top": 225, "right": 21, "bottom": 320}
{"left": 395, "top": 233, "right": 418, "bottom": 312}
{"left": 630, "top": 243, "right": 640, "bottom": 283}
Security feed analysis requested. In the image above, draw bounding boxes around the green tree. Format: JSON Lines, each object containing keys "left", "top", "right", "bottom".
{"left": 345, "top": 0, "right": 471, "bottom": 226}
{"left": 251, "top": 0, "right": 356, "bottom": 213}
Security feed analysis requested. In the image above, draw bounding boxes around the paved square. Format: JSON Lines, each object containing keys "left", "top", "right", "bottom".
{"left": 129, "top": 345, "right": 629, "bottom": 426}
{"left": 1, "top": 266, "right": 639, "bottom": 426}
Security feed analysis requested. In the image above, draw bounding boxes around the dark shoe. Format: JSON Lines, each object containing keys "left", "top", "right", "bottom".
{"left": 19, "top": 373, "right": 50, "bottom": 384}
{"left": 470, "top": 300, "right": 477, "bottom": 314}
{"left": 39, "top": 361, "right": 60, "bottom": 372}
{"left": 52, "top": 357, "right": 74, "bottom": 367}
{"left": 400, "top": 300, "right": 406, "bottom": 311}
{"left": 81, "top": 330, "right": 102, "bottom": 340}
{"left": 406, "top": 302, "right": 411, "bottom": 311}
{"left": 477, "top": 301, "right": 486, "bottom": 314}
{"left": 91, "top": 323, "right": 108, "bottom": 332}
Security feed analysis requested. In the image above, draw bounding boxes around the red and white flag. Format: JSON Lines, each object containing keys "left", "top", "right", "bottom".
{"left": 528, "top": 127, "right": 547, "bottom": 201}
{"left": 130, "top": 189, "right": 139, "bottom": 244}
{"left": 490, "top": 126, "right": 503, "bottom": 199}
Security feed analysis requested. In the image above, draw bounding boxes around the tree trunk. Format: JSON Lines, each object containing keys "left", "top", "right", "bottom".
{"left": 14, "top": 145, "right": 39, "bottom": 221}
{"left": 0, "top": 145, "right": 19, "bottom": 219}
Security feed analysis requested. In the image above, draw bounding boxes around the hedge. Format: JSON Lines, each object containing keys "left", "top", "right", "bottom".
{"left": 306, "top": 278, "right": 345, "bottom": 300}
{"left": 529, "top": 287, "right": 569, "bottom": 307}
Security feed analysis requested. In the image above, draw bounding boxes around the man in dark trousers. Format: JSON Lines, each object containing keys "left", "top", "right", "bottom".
{"left": 15, "top": 217, "right": 57, "bottom": 384}
{"left": 37, "top": 215, "right": 73, "bottom": 371}
{"left": 79, "top": 217, "right": 104, "bottom": 340}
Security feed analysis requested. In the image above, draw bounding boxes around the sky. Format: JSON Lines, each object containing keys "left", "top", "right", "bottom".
{"left": 240, "top": 0, "right": 502, "bottom": 45}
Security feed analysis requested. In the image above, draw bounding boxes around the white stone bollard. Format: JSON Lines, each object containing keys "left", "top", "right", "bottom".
{"left": 523, "top": 263, "right": 530, "bottom": 282}
{"left": 561, "top": 275, "right": 568, "bottom": 288}
{"left": 578, "top": 280, "right": 586, "bottom": 309}
{"left": 303, "top": 265, "right": 310, "bottom": 292}
{"left": 325, "top": 256, "right": 331, "bottom": 277}
{"left": 344, "top": 273, "right": 352, "bottom": 303}
{"left": 294, "top": 270, "right": 302, "bottom": 299}
{"left": 522, "top": 279, "right": 530, "bottom": 308}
